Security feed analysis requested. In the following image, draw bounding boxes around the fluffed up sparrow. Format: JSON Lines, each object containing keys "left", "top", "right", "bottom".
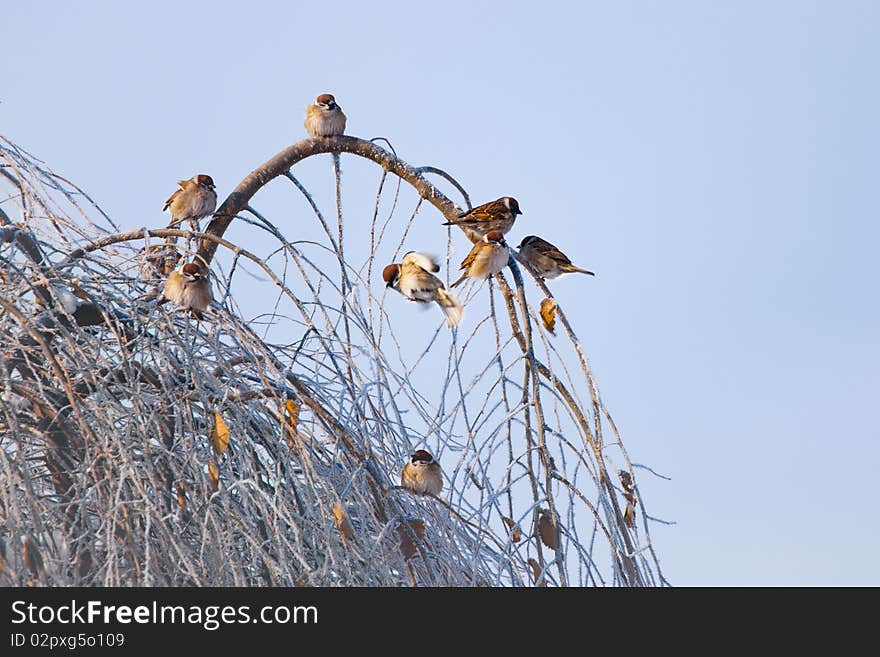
{"left": 451, "top": 230, "right": 510, "bottom": 288}
{"left": 160, "top": 261, "right": 212, "bottom": 320}
{"left": 163, "top": 174, "right": 217, "bottom": 233}
{"left": 304, "top": 93, "right": 347, "bottom": 138}
{"left": 401, "top": 449, "right": 443, "bottom": 496}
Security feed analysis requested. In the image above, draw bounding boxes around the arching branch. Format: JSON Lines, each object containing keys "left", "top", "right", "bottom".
{"left": 198, "top": 136, "right": 462, "bottom": 266}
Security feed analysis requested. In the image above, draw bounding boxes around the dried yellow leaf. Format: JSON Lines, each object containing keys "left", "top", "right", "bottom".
{"left": 208, "top": 460, "right": 219, "bottom": 492}
{"left": 176, "top": 482, "right": 187, "bottom": 509}
{"left": 540, "top": 297, "right": 557, "bottom": 335}
{"left": 210, "top": 410, "right": 230, "bottom": 455}
{"left": 284, "top": 399, "right": 300, "bottom": 427}
{"left": 284, "top": 399, "right": 301, "bottom": 448}
{"left": 502, "top": 516, "right": 522, "bottom": 542}
{"left": 332, "top": 502, "right": 354, "bottom": 541}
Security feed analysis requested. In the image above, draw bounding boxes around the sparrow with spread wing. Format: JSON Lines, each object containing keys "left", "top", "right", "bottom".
{"left": 383, "top": 251, "right": 463, "bottom": 327}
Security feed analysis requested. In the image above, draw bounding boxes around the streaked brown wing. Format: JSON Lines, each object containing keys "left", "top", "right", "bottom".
{"left": 402, "top": 251, "right": 440, "bottom": 273}
{"left": 459, "top": 243, "right": 483, "bottom": 271}
{"left": 163, "top": 188, "right": 181, "bottom": 212}
{"left": 457, "top": 198, "right": 504, "bottom": 220}
{"left": 533, "top": 237, "right": 573, "bottom": 265}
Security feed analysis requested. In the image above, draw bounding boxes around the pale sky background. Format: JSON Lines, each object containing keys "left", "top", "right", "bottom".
{"left": 3, "top": 1, "right": 878, "bottom": 585}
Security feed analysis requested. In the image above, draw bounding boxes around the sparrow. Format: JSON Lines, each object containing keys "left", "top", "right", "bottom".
{"left": 400, "top": 449, "right": 443, "bottom": 496}
{"left": 442, "top": 196, "right": 522, "bottom": 243}
{"left": 517, "top": 235, "right": 595, "bottom": 280}
{"left": 450, "top": 230, "right": 510, "bottom": 288}
{"left": 304, "top": 93, "right": 347, "bottom": 138}
{"left": 163, "top": 174, "right": 217, "bottom": 233}
{"left": 160, "top": 261, "right": 212, "bottom": 320}
{"left": 382, "top": 251, "right": 463, "bottom": 328}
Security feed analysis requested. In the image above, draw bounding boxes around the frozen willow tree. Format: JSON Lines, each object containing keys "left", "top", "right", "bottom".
{"left": 0, "top": 132, "right": 668, "bottom": 586}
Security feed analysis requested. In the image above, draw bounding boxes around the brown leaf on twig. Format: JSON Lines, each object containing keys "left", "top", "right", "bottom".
{"left": 624, "top": 504, "right": 636, "bottom": 529}
{"left": 618, "top": 470, "right": 637, "bottom": 506}
{"left": 176, "top": 482, "right": 187, "bottom": 509}
{"left": 332, "top": 502, "right": 354, "bottom": 541}
{"left": 528, "top": 558, "right": 547, "bottom": 587}
{"left": 397, "top": 518, "right": 426, "bottom": 561}
{"left": 207, "top": 460, "right": 219, "bottom": 492}
{"left": 502, "top": 516, "right": 522, "bottom": 542}
{"left": 540, "top": 297, "right": 557, "bottom": 335}
{"left": 536, "top": 508, "right": 559, "bottom": 550}
{"left": 468, "top": 469, "right": 484, "bottom": 490}
{"left": 210, "top": 410, "right": 230, "bottom": 455}
{"left": 283, "top": 399, "right": 301, "bottom": 449}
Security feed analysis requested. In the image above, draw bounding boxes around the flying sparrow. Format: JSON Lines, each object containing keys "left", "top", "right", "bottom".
{"left": 401, "top": 449, "right": 443, "bottom": 496}
{"left": 163, "top": 174, "right": 217, "bottom": 233}
{"left": 160, "top": 261, "right": 212, "bottom": 320}
{"left": 451, "top": 230, "right": 510, "bottom": 288}
{"left": 517, "top": 235, "right": 595, "bottom": 280}
{"left": 382, "top": 251, "right": 463, "bottom": 327}
{"left": 442, "top": 196, "right": 522, "bottom": 243}
{"left": 304, "top": 93, "right": 347, "bottom": 138}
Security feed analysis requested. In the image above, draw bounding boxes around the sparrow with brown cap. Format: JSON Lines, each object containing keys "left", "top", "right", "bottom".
{"left": 163, "top": 174, "right": 217, "bottom": 233}
{"left": 401, "top": 450, "right": 443, "bottom": 496}
{"left": 383, "top": 251, "right": 463, "bottom": 328}
{"left": 451, "top": 230, "right": 510, "bottom": 288}
{"left": 304, "top": 93, "right": 347, "bottom": 138}
{"left": 160, "top": 261, "right": 212, "bottom": 320}
{"left": 443, "top": 196, "right": 522, "bottom": 243}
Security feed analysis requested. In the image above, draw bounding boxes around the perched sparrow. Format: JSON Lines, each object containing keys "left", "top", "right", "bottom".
{"left": 163, "top": 174, "right": 217, "bottom": 233}
{"left": 517, "top": 235, "right": 595, "bottom": 280}
{"left": 451, "top": 230, "right": 510, "bottom": 288}
{"left": 442, "top": 196, "right": 522, "bottom": 243}
{"left": 382, "top": 251, "right": 463, "bottom": 328}
{"left": 160, "top": 261, "right": 212, "bottom": 320}
{"left": 401, "top": 449, "right": 443, "bottom": 496}
{"left": 304, "top": 93, "right": 347, "bottom": 138}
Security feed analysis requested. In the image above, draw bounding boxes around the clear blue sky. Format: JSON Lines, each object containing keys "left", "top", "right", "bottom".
{"left": 4, "top": 0, "right": 878, "bottom": 585}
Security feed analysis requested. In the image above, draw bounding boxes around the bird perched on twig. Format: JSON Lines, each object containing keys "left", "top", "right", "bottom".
{"left": 442, "top": 196, "right": 522, "bottom": 243}
{"left": 160, "top": 261, "right": 212, "bottom": 320}
{"left": 383, "top": 251, "right": 463, "bottom": 328}
{"left": 304, "top": 93, "right": 347, "bottom": 138}
{"left": 451, "top": 231, "right": 510, "bottom": 288}
{"left": 163, "top": 174, "right": 217, "bottom": 233}
{"left": 517, "top": 235, "right": 595, "bottom": 280}
{"left": 401, "top": 450, "right": 443, "bottom": 496}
